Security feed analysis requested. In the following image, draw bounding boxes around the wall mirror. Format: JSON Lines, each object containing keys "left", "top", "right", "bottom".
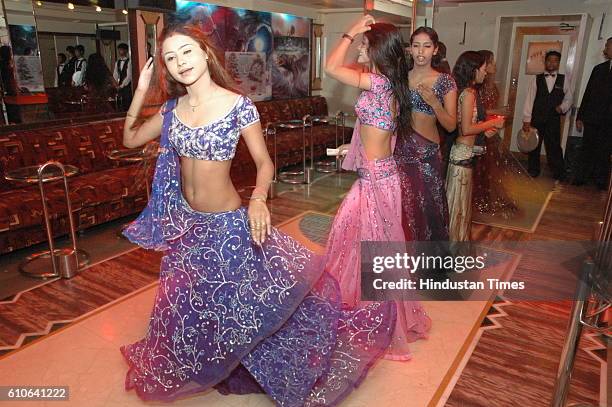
{"left": 0, "top": 0, "right": 131, "bottom": 126}
{"left": 412, "top": 0, "right": 435, "bottom": 32}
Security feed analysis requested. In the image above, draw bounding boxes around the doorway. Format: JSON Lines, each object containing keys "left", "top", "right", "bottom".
{"left": 495, "top": 15, "right": 587, "bottom": 158}
{"left": 508, "top": 26, "right": 577, "bottom": 155}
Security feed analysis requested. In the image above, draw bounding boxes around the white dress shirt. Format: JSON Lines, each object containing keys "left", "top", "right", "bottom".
{"left": 113, "top": 57, "right": 132, "bottom": 88}
{"left": 523, "top": 71, "right": 573, "bottom": 123}
{"left": 72, "top": 57, "right": 87, "bottom": 86}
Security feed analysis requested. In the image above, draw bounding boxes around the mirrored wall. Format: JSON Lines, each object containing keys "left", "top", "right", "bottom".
{"left": 414, "top": 0, "right": 435, "bottom": 29}
{"left": 0, "top": 0, "right": 131, "bottom": 125}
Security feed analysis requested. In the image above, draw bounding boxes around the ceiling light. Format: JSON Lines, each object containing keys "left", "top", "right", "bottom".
{"left": 67, "top": 2, "right": 74, "bottom": 10}
{"left": 122, "top": 9, "right": 128, "bottom": 15}
{"left": 95, "top": 6, "right": 101, "bottom": 12}
{"left": 36, "top": 1, "right": 42, "bottom": 6}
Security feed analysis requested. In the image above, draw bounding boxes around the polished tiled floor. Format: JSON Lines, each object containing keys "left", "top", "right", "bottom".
{"left": 0, "top": 169, "right": 606, "bottom": 406}
{"left": 0, "top": 283, "right": 491, "bottom": 407}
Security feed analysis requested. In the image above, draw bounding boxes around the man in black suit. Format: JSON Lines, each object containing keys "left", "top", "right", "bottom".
{"left": 522, "top": 50, "right": 573, "bottom": 180}
{"left": 55, "top": 53, "right": 72, "bottom": 87}
{"left": 64, "top": 46, "right": 76, "bottom": 86}
{"left": 573, "top": 37, "right": 612, "bottom": 190}
{"left": 113, "top": 43, "right": 132, "bottom": 111}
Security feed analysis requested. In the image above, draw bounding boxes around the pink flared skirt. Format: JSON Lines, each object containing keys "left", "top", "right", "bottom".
{"left": 325, "top": 155, "right": 431, "bottom": 360}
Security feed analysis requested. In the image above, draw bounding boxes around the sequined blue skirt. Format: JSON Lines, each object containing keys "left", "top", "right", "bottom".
{"left": 121, "top": 206, "right": 396, "bottom": 406}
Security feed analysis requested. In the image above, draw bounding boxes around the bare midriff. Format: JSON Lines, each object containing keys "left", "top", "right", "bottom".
{"left": 411, "top": 111, "right": 440, "bottom": 144}
{"left": 360, "top": 124, "right": 393, "bottom": 161}
{"left": 456, "top": 134, "right": 476, "bottom": 146}
{"left": 180, "top": 157, "right": 241, "bottom": 213}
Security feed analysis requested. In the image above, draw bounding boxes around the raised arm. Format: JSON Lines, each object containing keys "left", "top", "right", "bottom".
{"left": 123, "top": 58, "right": 162, "bottom": 148}
{"left": 324, "top": 15, "right": 375, "bottom": 90}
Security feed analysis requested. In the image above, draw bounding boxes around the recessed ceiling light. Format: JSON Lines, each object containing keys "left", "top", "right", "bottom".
{"left": 67, "top": 2, "right": 74, "bottom": 10}
{"left": 95, "top": 6, "right": 101, "bottom": 12}
{"left": 122, "top": 9, "right": 128, "bottom": 14}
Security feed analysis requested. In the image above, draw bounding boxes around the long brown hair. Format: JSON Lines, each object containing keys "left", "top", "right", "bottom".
{"left": 139, "top": 24, "right": 236, "bottom": 119}
{"left": 363, "top": 22, "right": 412, "bottom": 138}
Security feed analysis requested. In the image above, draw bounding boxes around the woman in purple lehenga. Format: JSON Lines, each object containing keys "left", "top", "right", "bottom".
{"left": 119, "top": 24, "right": 396, "bottom": 406}
{"left": 394, "top": 27, "right": 458, "bottom": 242}
{"left": 323, "top": 17, "right": 430, "bottom": 361}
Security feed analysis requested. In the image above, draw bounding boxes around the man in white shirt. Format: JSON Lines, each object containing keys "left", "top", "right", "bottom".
{"left": 72, "top": 45, "right": 87, "bottom": 87}
{"left": 522, "top": 50, "right": 573, "bottom": 180}
{"left": 113, "top": 43, "right": 132, "bottom": 111}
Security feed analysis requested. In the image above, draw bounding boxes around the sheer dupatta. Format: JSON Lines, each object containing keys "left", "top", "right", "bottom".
{"left": 123, "top": 98, "right": 199, "bottom": 249}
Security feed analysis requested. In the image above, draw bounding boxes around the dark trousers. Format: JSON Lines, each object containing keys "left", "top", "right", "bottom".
{"left": 117, "top": 85, "right": 132, "bottom": 112}
{"left": 529, "top": 115, "right": 566, "bottom": 179}
{"left": 575, "top": 121, "right": 611, "bottom": 187}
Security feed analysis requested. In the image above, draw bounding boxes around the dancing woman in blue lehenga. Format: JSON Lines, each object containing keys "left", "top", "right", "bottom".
{"left": 119, "top": 24, "right": 396, "bottom": 406}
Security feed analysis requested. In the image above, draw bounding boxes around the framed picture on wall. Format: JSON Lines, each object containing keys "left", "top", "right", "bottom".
{"left": 525, "top": 41, "right": 562, "bottom": 75}
{"left": 173, "top": 1, "right": 310, "bottom": 100}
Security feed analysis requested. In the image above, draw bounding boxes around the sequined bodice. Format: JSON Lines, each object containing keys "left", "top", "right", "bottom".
{"left": 168, "top": 95, "right": 259, "bottom": 161}
{"left": 409, "top": 73, "right": 457, "bottom": 116}
{"left": 355, "top": 73, "right": 395, "bottom": 131}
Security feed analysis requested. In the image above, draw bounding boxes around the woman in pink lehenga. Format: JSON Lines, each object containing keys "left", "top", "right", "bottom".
{"left": 323, "top": 16, "right": 431, "bottom": 361}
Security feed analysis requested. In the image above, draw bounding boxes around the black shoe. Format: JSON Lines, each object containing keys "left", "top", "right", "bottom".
{"left": 571, "top": 179, "right": 585, "bottom": 186}
{"left": 597, "top": 183, "right": 608, "bottom": 191}
{"left": 528, "top": 170, "right": 540, "bottom": 178}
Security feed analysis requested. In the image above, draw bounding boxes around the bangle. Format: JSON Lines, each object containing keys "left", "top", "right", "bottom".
{"left": 252, "top": 186, "right": 268, "bottom": 198}
{"left": 342, "top": 33, "right": 354, "bottom": 43}
{"left": 250, "top": 196, "right": 266, "bottom": 203}
{"left": 126, "top": 112, "right": 138, "bottom": 119}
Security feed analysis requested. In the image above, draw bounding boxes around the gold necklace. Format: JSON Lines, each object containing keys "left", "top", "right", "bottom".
{"left": 187, "top": 99, "right": 201, "bottom": 112}
{"left": 186, "top": 86, "right": 219, "bottom": 112}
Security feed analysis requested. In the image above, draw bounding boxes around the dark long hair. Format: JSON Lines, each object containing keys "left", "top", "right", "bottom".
{"left": 452, "top": 51, "right": 485, "bottom": 94}
{"left": 364, "top": 22, "right": 412, "bottom": 137}
{"left": 408, "top": 26, "right": 443, "bottom": 70}
{"left": 139, "top": 24, "right": 237, "bottom": 119}
{"left": 84, "top": 53, "right": 116, "bottom": 97}
{"left": 477, "top": 49, "right": 494, "bottom": 66}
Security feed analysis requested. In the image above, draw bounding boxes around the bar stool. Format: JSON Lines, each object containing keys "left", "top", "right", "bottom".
{"left": 335, "top": 111, "right": 357, "bottom": 144}
{"left": 305, "top": 114, "right": 340, "bottom": 173}
{"left": 4, "top": 161, "right": 89, "bottom": 279}
{"left": 276, "top": 119, "right": 312, "bottom": 184}
{"left": 265, "top": 123, "right": 279, "bottom": 199}
{"left": 334, "top": 111, "right": 356, "bottom": 173}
